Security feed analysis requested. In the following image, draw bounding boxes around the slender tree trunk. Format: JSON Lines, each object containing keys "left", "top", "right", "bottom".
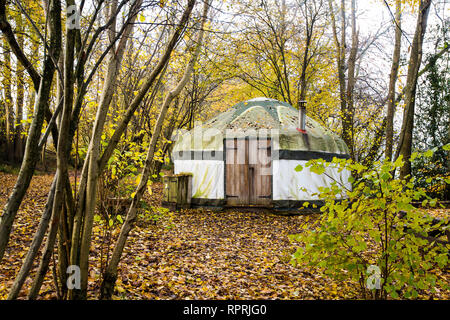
{"left": 299, "top": 45, "right": 310, "bottom": 102}
{"left": 97, "top": 0, "right": 197, "bottom": 173}
{"left": 385, "top": 0, "right": 402, "bottom": 161}
{"left": 7, "top": 176, "right": 57, "bottom": 299}
{"left": 298, "top": 1, "right": 321, "bottom": 102}
{"left": 345, "top": 0, "right": 358, "bottom": 159}
{"left": 0, "top": 0, "right": 62, "bottom": 262}
{"left": 14, "top": 11, "right": 25, "bottom": 162}
{"left": 28, "top": 0, "right": 73, "bottom": 300}
{"left": 100, "top": 0, "right": 207, "bottom": 299}
{"left": 329, "top": 0, "right": 355, "bottom": 158}
{"left": 2, "top": 37, "right": 13, "bottom": 161}
{"left": 76, "top": 0, "right": 142, "bottom": 299}
{"left": 397, "top": 0, "right": 431, "bottom": 178}
{"left": 0, "top": 0, "right": 40, "bottom": 90}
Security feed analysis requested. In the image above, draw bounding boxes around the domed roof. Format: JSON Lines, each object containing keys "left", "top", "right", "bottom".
{"left": 173, "top": 97, "right": 349, "bottom": 155}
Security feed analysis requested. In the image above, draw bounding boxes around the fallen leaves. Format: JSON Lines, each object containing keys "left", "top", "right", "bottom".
{"left": 0, "top": 172, "right": 448, "bottom": 300}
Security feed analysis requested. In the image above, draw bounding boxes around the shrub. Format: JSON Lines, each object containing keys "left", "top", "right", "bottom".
{"left": 290, "top": 150, "right": 449, "bottom": 299}
{"left": 411, "top": 145, "right": 450, "bottom": 200}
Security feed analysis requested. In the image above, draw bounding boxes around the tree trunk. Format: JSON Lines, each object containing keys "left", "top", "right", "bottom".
{"left": 100, "top": 0, "right": 207, "bottom": 299}
{"left": 298, "top": 0, "right": 322, "bottom": 102}
{"left": 14, "top": 11, "right": 25, "bottom": 162}
{"left": 28, "top": 0, "right": 74, "bottom": 299}
{"left": 7, "top": 176, "right": 57, "bottom": 299}
{"left": 0, "top": 0, "right": 62, "bottom": 262}
{"left": 328, "top": 0, "right": 354, "bottom": 159}
{"left": 385, "top": 0, "right": 402, "bottom": 161}
{"left": 97, "top": 0, "right": 197, "bottom": 173}
{"left": 397, "top": 0, "right": 431, "bottom": 178}
{"left": 76, "top": 0, "right": 142, "bottom": 299}
{"left": 2, "top": 37, "right": 13, "bottom": 162}
{"left": 345, "top": 0, "right": 358, "bottom": 160}
{"left": 153, "top": 98, "right": 181, "bottom": 177}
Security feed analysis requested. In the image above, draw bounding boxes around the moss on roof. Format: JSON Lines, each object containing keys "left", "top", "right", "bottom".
{"left": 173, "top": 97, "right": 349, "bottom": 154}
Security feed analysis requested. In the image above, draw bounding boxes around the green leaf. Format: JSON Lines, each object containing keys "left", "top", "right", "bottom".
{"left": 380, "top": 172, "right": 391, "bottom": 181}
{"left": 310, "top": 164, "right": 325, "bottom": 175}
{"left": 390, "top": 290, "right": 399, "bottom": 299}
{"left": 410, "top": 153, "right": 419, "bottom": 161}
{"left": 423, "top": 149, "right": 434, "bottom": 158}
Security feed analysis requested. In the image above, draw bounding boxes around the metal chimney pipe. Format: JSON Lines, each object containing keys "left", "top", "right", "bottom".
{"left": 298, "top": 100, "right": 307, "bottom": 133}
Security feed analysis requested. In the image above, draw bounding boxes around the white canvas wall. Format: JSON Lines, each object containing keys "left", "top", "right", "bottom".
{"left": 174, "top": 159, "right": 351, "bottom": 202}
{"left": 272, "top": 160, "right": 351, "bottom": 201}
{"left": 174, "top": 160, "right": 225, "bottom": 199}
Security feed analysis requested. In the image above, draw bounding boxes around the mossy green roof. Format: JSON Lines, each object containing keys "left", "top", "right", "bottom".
{"left": 173, "top": 97, "right": 349, "bottom": 154}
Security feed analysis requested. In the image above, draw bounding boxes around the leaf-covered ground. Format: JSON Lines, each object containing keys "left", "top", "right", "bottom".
{"left": 0, "top": 172, "right": 448, "bottom": 300}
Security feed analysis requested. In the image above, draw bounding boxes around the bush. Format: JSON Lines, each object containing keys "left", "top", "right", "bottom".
{"left": 290, "top": 150, "right": 449, "bottom": 299}
{"left": 411, "top": 145, "right": 450, "bottom": 200}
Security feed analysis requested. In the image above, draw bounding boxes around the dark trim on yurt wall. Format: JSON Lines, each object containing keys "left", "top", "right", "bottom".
{"left": 190, "top": 198, "right": 326, "bottom": 213}
{"left": 191, "top": 198, "right": 226, "bottom": 207}
{"left": 172, "top": 149, "right": 350, "bottom": 162}
{"left": 273, "top": 199, "right": 325, "bottom": 209}
{"left": 172, "top": 150, "right": 224, "bottom": 161}
{"left": 275, "top": 150, "right": 350, "bottom": 161}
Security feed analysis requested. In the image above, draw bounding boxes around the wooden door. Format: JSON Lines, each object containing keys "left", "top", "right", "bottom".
{"left": 225, "top": 138, "right": 272, "bottom": 206}
{"left": 225, "top": 139, "right": 249, "bottom": 206}
{"left": 249, "top": 139, "right": 272, "bottom": 206}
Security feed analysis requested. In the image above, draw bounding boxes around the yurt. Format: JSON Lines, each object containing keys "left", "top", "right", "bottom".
{"left": 171, "top": 97, "right": 351, "bottom": 209}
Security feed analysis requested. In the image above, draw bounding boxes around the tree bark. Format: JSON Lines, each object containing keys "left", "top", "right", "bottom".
{"left": 14, "top": 11, "right": 25, "bottom": 162}
{"left": 7, "top": 175, "right": 57, "bottom": 299}
{"left": 0, "top": 0, "right": 40, "bottom": 90}
{"left": 345, "top": 0, "right": 358, "bottom": 159}
{"left": 396, "top": 0, "right": 431, "bottom": 178}
{"left": 100, "top": 0, "right": 207, "bottom": 299}
{"left": 2, "top": 37, "right": 13, "bottom": 162}
{"left": 328, "top": 0, "right": 356, "bottom": 159}
{"left": 97, "top": 0, "right": 197, "bottom": 173}
{"left": 0, "top": 0, "right": 62, "bottom": 262}
{"left": 28, "top": 0, "right": 74, "bottom": 299}
{"left": 385, "top": 0, "right": 402, "bottom": 161}
{"left": 75, "top": 0, "right": 143, "bottom": 300}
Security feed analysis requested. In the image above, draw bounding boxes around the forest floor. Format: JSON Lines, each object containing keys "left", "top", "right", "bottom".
{"left": 0, "top": 171, "right": 448, "bottom": 300}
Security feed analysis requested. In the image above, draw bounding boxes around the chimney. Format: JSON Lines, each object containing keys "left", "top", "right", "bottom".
{"left": 298, "top": 100, "right": 307, "bottom": 133}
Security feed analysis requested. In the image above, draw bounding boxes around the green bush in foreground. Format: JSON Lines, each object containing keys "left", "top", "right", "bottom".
{"left": 290, "top": 147, "right": 450, "bottom": 299}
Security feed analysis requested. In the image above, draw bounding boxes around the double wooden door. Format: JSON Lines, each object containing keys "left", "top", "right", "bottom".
{"left": 225, "top": 138, "right": 272, "bottom": 206}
